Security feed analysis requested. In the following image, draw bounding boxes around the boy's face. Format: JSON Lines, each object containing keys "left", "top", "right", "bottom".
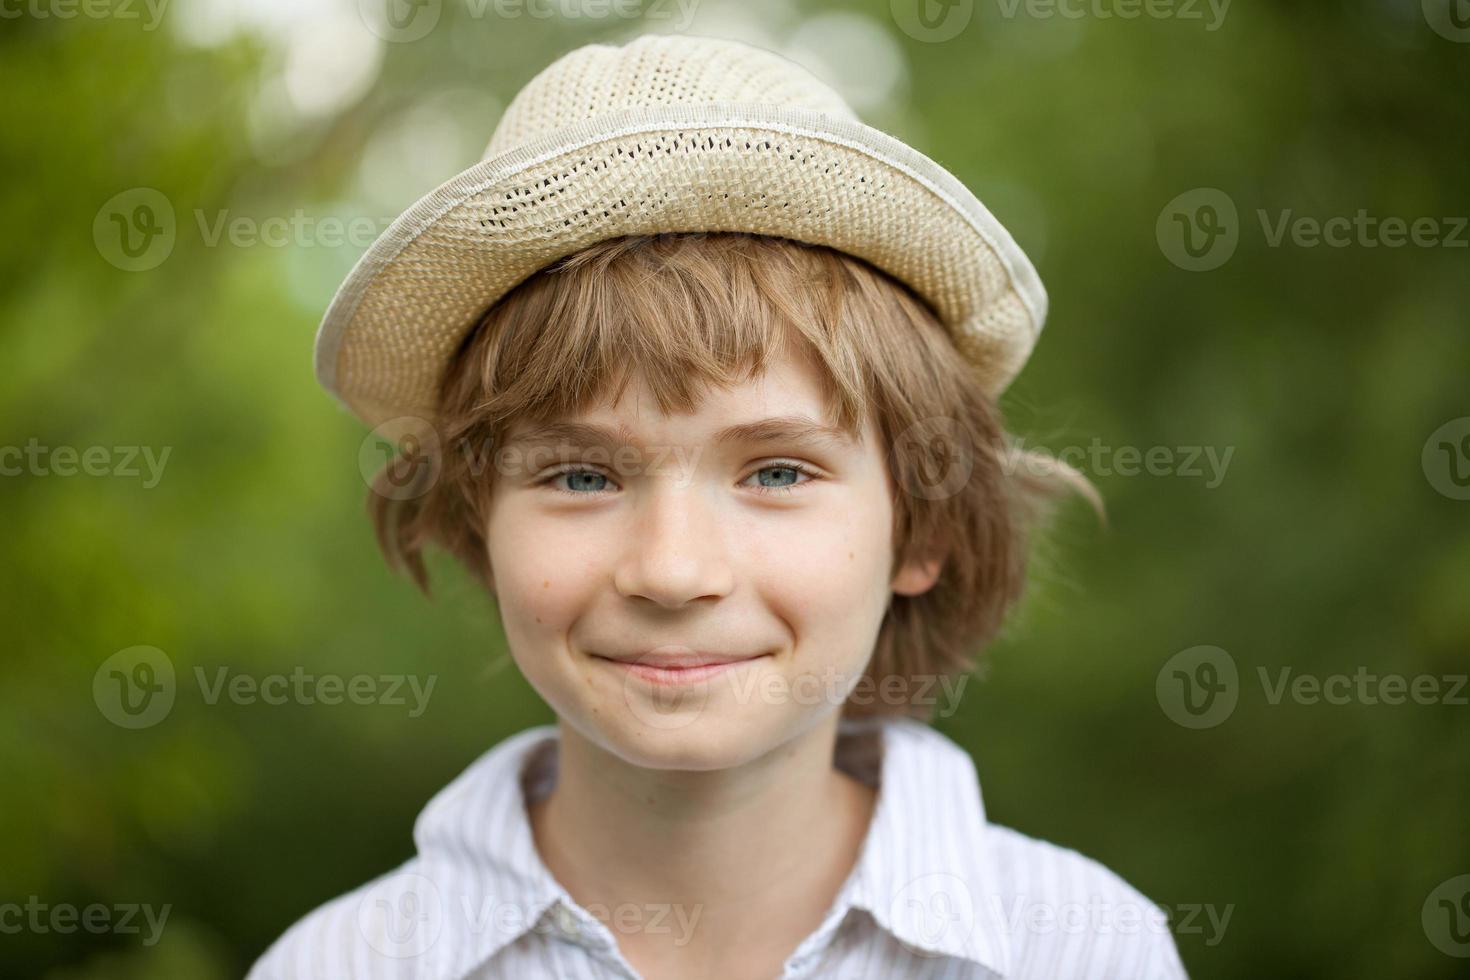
{"left": 484, "top": 347, "right": 941, "bottom": 771}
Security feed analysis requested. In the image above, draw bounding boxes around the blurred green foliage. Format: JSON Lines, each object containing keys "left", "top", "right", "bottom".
{"left": 3, "top": 1, "right": 1468, "bottom": 977}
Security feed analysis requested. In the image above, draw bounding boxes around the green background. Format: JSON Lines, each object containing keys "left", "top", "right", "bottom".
{"left": 3, "top": 1, "right": 1468, "bottom": 977}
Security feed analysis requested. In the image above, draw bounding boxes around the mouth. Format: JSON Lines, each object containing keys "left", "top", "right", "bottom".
{"left": 591, "top": 647, "right": 772, "bottom": 687}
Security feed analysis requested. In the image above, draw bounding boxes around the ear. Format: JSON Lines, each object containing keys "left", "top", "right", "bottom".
{"left": 891, "top": 550, "right": 945, "bottom": 597}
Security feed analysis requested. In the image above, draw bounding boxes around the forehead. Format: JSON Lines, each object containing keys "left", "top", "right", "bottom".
{"left": 503, "top": 347, "right": 869, "bottom": 452}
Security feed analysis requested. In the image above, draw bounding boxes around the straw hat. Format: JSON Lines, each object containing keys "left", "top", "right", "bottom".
{"left": 316, "top": 33, "right": 1047, "bottom": 427}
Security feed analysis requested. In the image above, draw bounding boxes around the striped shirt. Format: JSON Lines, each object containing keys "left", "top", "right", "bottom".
{"left": 248, "top": 717, "right": 1189, "bottom": 979}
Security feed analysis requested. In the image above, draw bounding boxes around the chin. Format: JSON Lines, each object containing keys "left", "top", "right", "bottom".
{"left": 581, "top": 704, "right": 792, "bottom": 772}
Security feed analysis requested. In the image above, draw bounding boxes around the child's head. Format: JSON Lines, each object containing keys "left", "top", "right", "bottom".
{"left": 368, "top": 231, "right": 1079, "bottom": 768}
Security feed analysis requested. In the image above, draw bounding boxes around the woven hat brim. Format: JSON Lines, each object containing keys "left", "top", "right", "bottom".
{"left": 316, "top": 103, "right": 1047, "bottom": 427}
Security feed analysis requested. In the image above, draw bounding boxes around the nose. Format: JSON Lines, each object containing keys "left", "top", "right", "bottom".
{"left": 612, "top": 479, "right": 734, "bottom": 608}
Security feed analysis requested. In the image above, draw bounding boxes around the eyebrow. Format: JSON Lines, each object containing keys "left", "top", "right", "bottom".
{"left": 501, "top": 414, "right": 857, "bottom": 453}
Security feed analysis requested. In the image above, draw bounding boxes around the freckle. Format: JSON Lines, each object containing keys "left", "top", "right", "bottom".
{"left": 534, "top": 616, "right": 541, "bottom": 624}
{"left": 542, "top": 580, "right": 550, "bottom": 588}
{"left": 848, "top": 551, "right": 854, "bottom": 560}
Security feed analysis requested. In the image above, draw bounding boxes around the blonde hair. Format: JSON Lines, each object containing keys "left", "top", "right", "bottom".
{"left": 368, "top": 232, "right": 1093, "bottom": 720}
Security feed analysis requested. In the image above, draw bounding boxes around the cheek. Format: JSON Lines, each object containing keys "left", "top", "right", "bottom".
{"left": 753, "top": 486, "right": 895, "bottom": 651}
{"left": 485, "top": 502, "right": 607, "bottom": 654}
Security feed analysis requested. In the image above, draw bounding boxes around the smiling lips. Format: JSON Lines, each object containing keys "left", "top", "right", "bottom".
{"left": 593, "top": 645, "right": 770, "bottom": 686}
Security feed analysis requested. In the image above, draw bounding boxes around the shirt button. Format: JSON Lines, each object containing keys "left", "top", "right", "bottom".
{"left": 554, "top": 905, "right": 581, "bottom": 939}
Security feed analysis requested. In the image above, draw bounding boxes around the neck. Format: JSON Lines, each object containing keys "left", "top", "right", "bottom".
{"left": 528, "top": 714, "right": 878, "bottom": 973}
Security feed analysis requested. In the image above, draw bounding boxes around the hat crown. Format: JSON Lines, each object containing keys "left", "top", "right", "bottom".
{"left": 483, "top": 34, "right": 858, "bottom": 159}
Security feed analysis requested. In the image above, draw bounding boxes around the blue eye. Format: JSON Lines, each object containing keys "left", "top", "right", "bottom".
{"left": 545, "top": 468, "right": 613, "bottom": 496}
{"left": 745, "top": 461, "right": 820, "bottom": 496}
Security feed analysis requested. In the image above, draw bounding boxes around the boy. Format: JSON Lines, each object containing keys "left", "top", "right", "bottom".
{"left": 251, "top": 33, "right": 1188, "bottom": 980}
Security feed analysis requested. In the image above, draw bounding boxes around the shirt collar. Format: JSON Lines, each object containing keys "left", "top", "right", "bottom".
{"left": 409, "top": 717, "right": 1010, "bottom": 978}
{"left": 833, "top": 716, "right": 1011, "bottom": 977}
